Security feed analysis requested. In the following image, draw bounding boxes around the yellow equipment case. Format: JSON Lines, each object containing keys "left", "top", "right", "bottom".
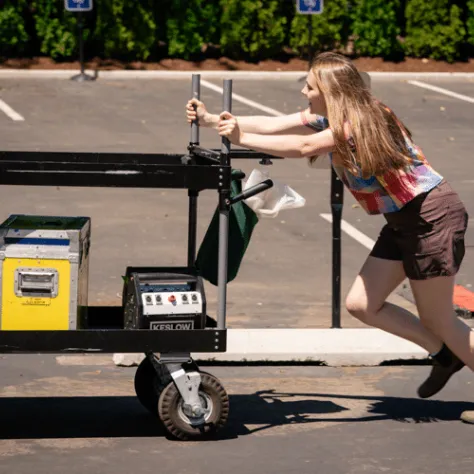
{"left": 0, "top": 215, "right": 91, "bottom": 330}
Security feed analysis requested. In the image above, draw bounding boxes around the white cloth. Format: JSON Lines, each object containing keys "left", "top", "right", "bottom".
{"left": 243, "top": 168, "right": 305, "bottom": 218}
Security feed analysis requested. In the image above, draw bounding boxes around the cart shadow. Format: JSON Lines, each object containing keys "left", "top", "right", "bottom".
{"left": 0, "top": 396, "right": 167, "bottom": 439}
{"left": 223, "top": 390, "right": 474, "bottom": 438}
{"left": 0, "top": 391, "right": 472, "bottom": 441}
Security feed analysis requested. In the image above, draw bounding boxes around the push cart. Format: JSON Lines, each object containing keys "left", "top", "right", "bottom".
{"left": 0, "top": 75, "right": 277, "bottom": 440}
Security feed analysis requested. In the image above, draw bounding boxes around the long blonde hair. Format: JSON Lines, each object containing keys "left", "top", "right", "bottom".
{"left": 309, "top": 52, "right": 412, "bottom": 177}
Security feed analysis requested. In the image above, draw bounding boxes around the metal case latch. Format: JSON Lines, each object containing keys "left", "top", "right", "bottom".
{"left": 14, "top": 268, "right": 59, "bottom": 298}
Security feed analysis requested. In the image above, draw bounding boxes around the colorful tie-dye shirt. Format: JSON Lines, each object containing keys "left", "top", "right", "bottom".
{"left": 302, "top": 110, "right": 443, "bottom": 215}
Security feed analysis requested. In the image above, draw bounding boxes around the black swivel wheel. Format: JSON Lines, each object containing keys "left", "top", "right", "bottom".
{"left": 158, "top": 371, "right": 229, "bottom": 440}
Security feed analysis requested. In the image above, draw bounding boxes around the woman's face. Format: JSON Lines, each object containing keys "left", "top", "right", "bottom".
{"left": 301, "top": 68, "right": 327, "bottom": 116}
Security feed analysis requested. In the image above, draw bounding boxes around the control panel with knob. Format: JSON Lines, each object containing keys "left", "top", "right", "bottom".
{"left": 142, "top": 290, "right": 202, "bottom": 315}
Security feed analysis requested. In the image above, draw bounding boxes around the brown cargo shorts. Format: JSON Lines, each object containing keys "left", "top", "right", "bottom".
{"left": 370, "top": 180, "right": 469, "bottom": 280}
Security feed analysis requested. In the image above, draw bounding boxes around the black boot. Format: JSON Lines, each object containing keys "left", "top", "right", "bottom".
{"left": 417, "top": 344, "right": 465, "bottom": 399}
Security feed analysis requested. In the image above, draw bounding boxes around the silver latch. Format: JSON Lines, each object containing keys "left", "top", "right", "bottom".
{"left": 14, "top": 268, "right": 59, "bottom": 298}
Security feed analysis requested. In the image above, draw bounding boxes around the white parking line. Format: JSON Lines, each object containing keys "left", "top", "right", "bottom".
{"left": 320, "top": 213, "right": 376, "bottom": 250}
{"left": 200, "top": 79, "right": 376, "bottom": 251}
{"left": 201, "top": 79, "right": 284, "bottom": 116}
{"left": 408, "top": 80, "right": 474, "bottom": 104}
{"left": 0, "top": 98, "right": 24, "bottom": 121}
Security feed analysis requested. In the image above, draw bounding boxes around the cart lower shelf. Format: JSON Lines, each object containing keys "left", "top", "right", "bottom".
{"left": 0, "top": 306, "right": 226, "bottom": 353}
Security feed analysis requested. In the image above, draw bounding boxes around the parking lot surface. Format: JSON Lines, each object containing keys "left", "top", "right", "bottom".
{"left": 0, "top": 354, "right": 473, "bottom": 474}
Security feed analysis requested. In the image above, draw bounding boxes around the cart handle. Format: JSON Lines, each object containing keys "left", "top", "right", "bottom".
{"left": 191, "top": 74, "right": 200, "bottom": 145}
{"left": 229, "top": 179, "right": 273, "bottom": 205}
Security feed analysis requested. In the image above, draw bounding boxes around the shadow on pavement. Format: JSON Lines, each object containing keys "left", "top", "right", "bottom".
{"left": 0, "top": 391, "right": 472, "bottom": 441}
{"left": 245, "top": 390, "right": 474, "bottom": 427}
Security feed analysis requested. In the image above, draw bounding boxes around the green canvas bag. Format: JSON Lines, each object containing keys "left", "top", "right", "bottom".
{"left": 195, "top": 170, "right": 258, "bottom": 286}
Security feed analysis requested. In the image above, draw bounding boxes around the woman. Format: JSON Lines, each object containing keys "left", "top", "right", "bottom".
{"left": 185, "top": 52, "right": 473, "bottom": 423}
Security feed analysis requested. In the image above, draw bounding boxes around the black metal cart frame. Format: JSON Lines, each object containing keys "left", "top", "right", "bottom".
{"left": 0, "top": 75, "right": 282, "bottom": 439}
{"left": 0, "top": 75, "right": 279, "bottom": 356}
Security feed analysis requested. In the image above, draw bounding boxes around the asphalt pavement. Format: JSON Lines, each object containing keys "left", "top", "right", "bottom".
{"left": 0, "top": 354, "right": 473, "bottom": 473}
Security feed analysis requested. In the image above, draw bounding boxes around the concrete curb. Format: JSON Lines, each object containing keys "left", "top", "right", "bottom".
{"left": 1, "top": 69, "right": 474, "bottom": 80}
{"left": 111, "top": 328, "right": 428, "bottom": 367}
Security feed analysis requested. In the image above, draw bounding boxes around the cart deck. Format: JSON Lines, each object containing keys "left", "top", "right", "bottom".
{"left": 0, "top": 305, "right": 224, "bottom": 353}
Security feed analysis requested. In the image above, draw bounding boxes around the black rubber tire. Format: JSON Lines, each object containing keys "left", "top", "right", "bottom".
{"left": 134, "top": 356, "right": 171, "bottom": 415}
{"left": 158, "top": 371, "right": 229, "bottom": 440}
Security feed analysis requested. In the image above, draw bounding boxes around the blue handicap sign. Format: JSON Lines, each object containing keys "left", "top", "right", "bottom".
{"left": 65, "top": 0, "right": 93, "bottom": 12}
{"left": 297, "top": 0, "right": 323, "bottom": 14}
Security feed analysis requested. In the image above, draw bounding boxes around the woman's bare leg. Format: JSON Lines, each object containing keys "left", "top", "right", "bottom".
{"left": 346, "top": 256, "right": 443, "bottom": 353}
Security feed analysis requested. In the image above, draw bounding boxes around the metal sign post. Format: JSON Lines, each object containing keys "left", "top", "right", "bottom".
{"left": 65, "top": 0, "right": 94, "bottom": 82}
{"left": 330, "top": 168, "right": 343, "bottom": 328}
{"left": 296, "top": 3, "right": 372, "bottom": 330}
{"left": 297, "top": 1, "right": 348, "bottom": 329}
{"left": 296, "top": 0, "right": 324, "bottom": 62}
{"left": 330, "top": 72, "right": 371, "bottom": 329}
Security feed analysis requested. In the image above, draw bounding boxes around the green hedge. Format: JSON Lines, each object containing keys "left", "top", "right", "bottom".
{"left": 2, "top": 0, "right": 474, "bottom": 63}
{"left": 93, "top": 0, "right": 156, "bottom": 61}
{"left": 166, "top": 0, "right": 220, "bottom": 59}
{"left": 32, "top": 0, "right": 79, "bottom": 60}
{"left": 0, "top": 0, "right": 30, "bottom": 57}
{"left": 350, "top": 0, "right": 404, "bottom": 59}
{"left": 220, "top": 0, "right": 287, "bottom": 60}
{"left": 404, "top": 0, "right": 466, "bottom": 62}
{"left": 468, "top": 0, "right": 474, "bottom": 48}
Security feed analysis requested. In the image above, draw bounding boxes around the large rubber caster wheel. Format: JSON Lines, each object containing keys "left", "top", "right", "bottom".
{"left": 158, "top": 371, "right": 229, "bottom": 440}
{"left": 134, "top": 356, "right": 171, "bottom": 415}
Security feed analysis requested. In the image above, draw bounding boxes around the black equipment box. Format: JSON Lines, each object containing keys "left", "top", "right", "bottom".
{"left": 122, "top": 267, "right": 207, "bottom": 331}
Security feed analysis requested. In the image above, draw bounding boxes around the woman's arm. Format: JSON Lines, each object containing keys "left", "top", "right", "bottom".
{"left": 217, "top": 112, "right": 354, "bottom": 158}
{"left": 186, "top": 99, "right": 327, "bottom": 135}
{"left": 208, "top": 110, "right": 325, "bottom": 135}
{"left": 236, "top": 129, "right": 336, "bottom": 158}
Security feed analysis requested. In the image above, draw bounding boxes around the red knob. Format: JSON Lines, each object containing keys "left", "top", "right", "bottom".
{"left": 168, "top": 295, "right": 176, "bottom": 303}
